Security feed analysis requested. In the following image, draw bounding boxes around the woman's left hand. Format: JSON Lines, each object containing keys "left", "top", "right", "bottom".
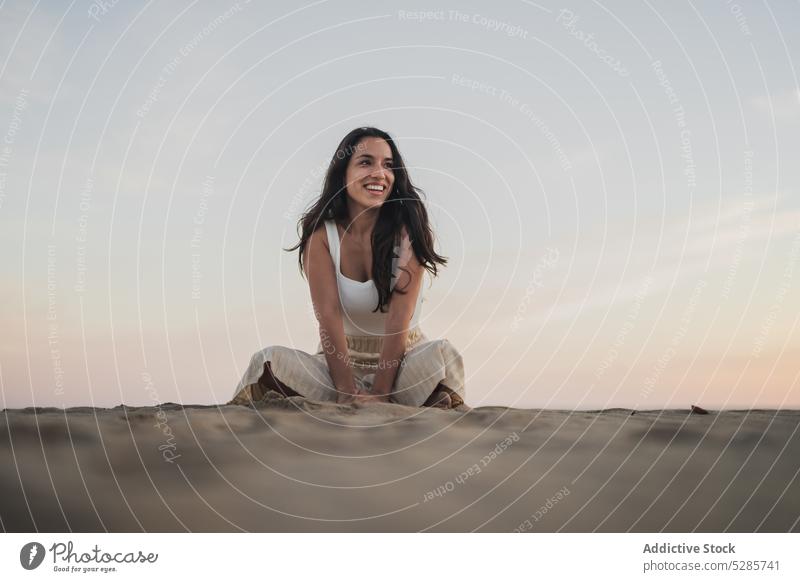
{"left": 353, "top": 392, "right": 390, "bottom": 404}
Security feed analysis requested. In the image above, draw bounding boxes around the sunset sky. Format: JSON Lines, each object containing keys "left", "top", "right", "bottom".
{"left": 1, "top": 0, "right": 798, "bottom": 410}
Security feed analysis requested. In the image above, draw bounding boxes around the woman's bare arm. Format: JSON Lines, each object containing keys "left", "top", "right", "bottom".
{"left": 304, "top": 224, "right": 359, "bottom": 403}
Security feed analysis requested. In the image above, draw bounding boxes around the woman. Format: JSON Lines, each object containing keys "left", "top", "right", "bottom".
{"left": 229, "top": 127, "right": 466, "bottom": 410}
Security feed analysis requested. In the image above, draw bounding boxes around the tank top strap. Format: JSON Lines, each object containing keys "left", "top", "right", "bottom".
{"left": 324, "top": 219, "right": 340, "bottom": 270}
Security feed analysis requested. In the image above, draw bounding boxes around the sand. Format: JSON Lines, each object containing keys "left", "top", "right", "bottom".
{"left": 1, "top": 395, "right": 798, "bottom": 532}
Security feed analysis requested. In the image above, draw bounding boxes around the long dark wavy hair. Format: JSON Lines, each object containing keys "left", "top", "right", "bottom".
{"left": 286, "top": 126, "right": 448, "bottom": 313}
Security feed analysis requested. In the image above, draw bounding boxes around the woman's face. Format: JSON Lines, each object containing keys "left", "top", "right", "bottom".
{"left": 343, "top": 137, "right": 395, "bottom": 209}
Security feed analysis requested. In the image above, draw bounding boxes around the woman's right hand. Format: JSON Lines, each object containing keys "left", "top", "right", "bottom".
{"left": 336, "top": 385, "right": 361, "bottom": 404}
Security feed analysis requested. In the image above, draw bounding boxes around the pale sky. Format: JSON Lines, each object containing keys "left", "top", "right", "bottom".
{"left": 1, "top": 0, "right": 799, "bottom": 409}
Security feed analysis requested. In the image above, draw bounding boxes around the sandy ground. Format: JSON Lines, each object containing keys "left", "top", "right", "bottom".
{"left": 1, "top": 395, "right": 798, "bottom": 532}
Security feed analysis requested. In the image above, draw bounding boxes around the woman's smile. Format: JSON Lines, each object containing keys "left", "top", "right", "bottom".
{"left": 364, "top": 182, "right": 386, "bottom": 196}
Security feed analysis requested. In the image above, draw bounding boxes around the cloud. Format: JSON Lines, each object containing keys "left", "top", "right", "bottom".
{"left": 750, "top": 89, "right": 800, "bottom": 122}
{"left": 679, "top": 190, "right": 799, "bottom": 256}
{"left": 515, "top": 190, "right": 798, "bottom": 327}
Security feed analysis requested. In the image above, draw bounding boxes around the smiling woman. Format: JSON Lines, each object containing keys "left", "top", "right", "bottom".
{"left": 229, "top": 127, "right": 467, "bottom": 410}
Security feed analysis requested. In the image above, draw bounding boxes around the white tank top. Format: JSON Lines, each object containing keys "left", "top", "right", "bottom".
{"left": 325, "top": 219, "right": 424, "bottom": 337}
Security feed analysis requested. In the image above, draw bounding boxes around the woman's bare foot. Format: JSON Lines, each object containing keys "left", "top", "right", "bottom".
{"left": 423, "top": 384, "right": 458, "bottom": 409}
{"left": 256, "top": 362, "right": 302, "bottom": 400}
{"left": 228, "top": 363, "right": 302, "bottom": 406}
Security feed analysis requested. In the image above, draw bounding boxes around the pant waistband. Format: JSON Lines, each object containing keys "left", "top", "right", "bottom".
{"left": 315, "top": 326, "right": 425, "bottom": 368}
{"left": 345, "top": 325, "right": 424, "bottom": 354}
